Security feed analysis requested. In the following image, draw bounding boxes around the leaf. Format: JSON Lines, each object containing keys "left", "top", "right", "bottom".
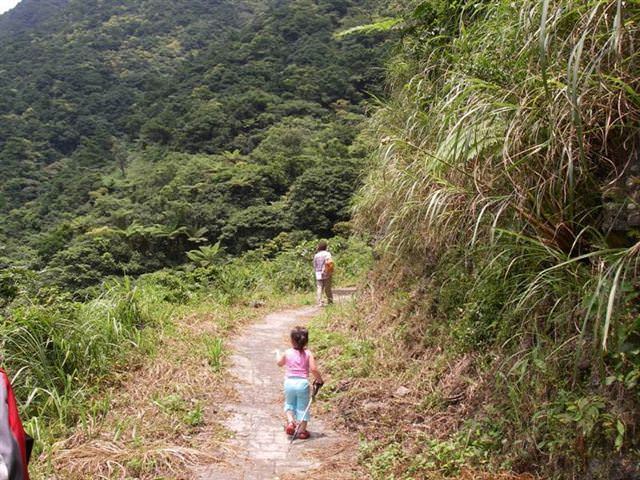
{"left": 412, "top": 2, "right": 434, "bottom": 21}
{"left": 539, "top": 0, "right": 551, "bottom": 96}
{"left": 603, "top": 261, "right": 625, "bottom": 350}
{"left": 334, "top": 18, "right": 402, "bottom": 39}
{"left": 615, "top": 420, "right": 625, "bottom": 451}
{"left": 605, "top": 375, "right": 617, "bottom": 386}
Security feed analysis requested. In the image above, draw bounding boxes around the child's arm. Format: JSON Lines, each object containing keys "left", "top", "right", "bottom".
{"left": 275, "top": 349, "right": 286, "bottom": 367}
{"left": 308, "top": 352, "right": 324, "bottom": 384}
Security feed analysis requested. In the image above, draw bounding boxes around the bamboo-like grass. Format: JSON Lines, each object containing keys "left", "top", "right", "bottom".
{"left": 0, "top": 279, "right": 168, "bottom": 445}
{"left": 353, "top": 0, "right": 639, "bottom": 474}
{"left": 356, "top": 0, "right": 639, "bottom": 352}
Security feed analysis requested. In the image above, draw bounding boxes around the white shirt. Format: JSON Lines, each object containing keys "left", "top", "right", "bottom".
{"left": 313, "top": 250, "right": 332, "bottom": 280}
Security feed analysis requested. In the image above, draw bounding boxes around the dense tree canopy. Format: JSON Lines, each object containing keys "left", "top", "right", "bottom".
{"left": 0, "top": 0, "right": 390, "bottom": 289}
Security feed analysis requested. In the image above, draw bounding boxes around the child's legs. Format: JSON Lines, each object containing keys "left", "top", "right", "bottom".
{"left": 294, "top": 380, "right": 311, "bottom": 425}
{"left": 283, "top": 378, "right": 299, "bottom": 423}
{"left": 284, "top": 378, "right": 310, "bottom": 424}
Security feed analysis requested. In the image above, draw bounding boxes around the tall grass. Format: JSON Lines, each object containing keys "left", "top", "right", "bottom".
{"left": 0, "top": 279, "right": 169, "bottom": 445}
{"left": 353, "top": 0, "right": 639, "bottom": 476}
{"left": 357, "top": 0, "right": 639, "bottom": 362}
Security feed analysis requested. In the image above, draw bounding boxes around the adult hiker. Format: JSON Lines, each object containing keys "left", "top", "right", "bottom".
{"left": 0, "top": 368, "right": 30, "bottom": 480}
{"left": 275, "top": 326, "right": 324, "bottom": 440}
{"left": 313, "top": 240, "right": 334, "bottom": 306}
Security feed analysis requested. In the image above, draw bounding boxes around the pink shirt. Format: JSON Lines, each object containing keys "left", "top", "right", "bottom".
{"left": 284, "top": 348, "right": 310, "bottom": 378}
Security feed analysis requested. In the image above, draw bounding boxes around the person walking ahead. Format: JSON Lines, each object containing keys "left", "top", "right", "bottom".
{"left": 313, "top": 240, "right": 333, "bottom": 306}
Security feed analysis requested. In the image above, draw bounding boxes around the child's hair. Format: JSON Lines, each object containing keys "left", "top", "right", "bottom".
{"left": 290, "top": 326, "right": 308, "bottom": 351}
{"left": 316, "top": 240, "right": 328, "bottom": 252}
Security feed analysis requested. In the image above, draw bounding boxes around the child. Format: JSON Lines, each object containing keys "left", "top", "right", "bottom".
{"left": 275, "top": 326, "right": 323, "bottom": 439}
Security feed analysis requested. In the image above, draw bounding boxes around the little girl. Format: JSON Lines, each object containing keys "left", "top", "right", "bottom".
{"left": 275, "top": 326, "right": 323, "bottom": 439}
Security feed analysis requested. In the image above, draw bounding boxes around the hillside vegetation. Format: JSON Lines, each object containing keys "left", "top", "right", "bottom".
{"left": 312, "top": 0, "right": 640, "bottom": 479}
{"left": 0, "top": 0, "right": 385, "bottom": 472}
{"left": 0, "top": 0, "right": 388, "bottom": 285}
{"left": 2, "top": 0, "right": 639, "bottom": 478}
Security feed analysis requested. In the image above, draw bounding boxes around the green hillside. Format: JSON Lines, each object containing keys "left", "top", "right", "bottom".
{"left": 0, "top": 0, "right": 386, "bottom": 474}
{"left": 0, "top": 0, "right": 389, "bottom": 287}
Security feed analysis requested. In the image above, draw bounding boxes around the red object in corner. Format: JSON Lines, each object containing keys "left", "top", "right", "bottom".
{"left": 0, "top": 369, "right": 30, "bottom": 480}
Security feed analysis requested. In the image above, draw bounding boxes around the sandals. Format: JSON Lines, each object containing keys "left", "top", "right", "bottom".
{"left": 285, "top": 422, "right": 311, "bottom": 439}
{"left": 285, "top": 422, "right": 297, "bottom": 435}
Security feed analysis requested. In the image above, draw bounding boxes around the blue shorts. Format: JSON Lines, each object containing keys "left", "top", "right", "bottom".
{"left": 284, "top": 377, "right": 310, "bottom": 421}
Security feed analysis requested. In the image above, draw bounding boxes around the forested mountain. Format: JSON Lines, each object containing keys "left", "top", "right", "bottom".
{"left": 0, "top": 4, "right": 388, "bottom": 472}
{"left": 0, "top": 0, "right": 70, "bottom": 39}
{"left": 0, "top": 0, "right": 389, "bottom": 289}
{"left": 1, "top": 1, "right": 638, "bottom": 478}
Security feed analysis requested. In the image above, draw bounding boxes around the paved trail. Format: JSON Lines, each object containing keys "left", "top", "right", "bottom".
{"left": 199, "top": 292, "right": 354, "bottom": 480}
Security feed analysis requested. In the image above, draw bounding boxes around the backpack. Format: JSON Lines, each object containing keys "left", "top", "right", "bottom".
{"left": 323, "top": 258, "right": 335, "bottom": 276}
{"left": 0, "top": 369, "right": 30, "bottom": 480}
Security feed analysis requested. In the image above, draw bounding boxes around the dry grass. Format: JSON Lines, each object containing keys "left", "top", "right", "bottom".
{"left": 280, "top": 439, "right": 366, "bottom": 480}
{"left": 456, "top": 471, "right": 537, "bottom": 480}
{"left": 37, "top": 303, "right": 263, "bottom": 479}
{"left": 310, "top": 292, "right": 544, "bottom": 478}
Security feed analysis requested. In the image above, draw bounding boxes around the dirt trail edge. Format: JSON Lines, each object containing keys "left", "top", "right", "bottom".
{"left": 198, "top": 290, "right": 356, "bottom": 480}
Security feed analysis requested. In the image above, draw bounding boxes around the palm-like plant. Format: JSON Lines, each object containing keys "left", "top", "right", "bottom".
{"left": 186, "top": 242, "right": 222, "bottom": 267}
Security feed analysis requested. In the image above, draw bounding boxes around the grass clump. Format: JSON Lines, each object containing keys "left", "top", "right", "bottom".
{"left": 204, "top": 338, "right": 225, "bottom": 372}
{"left": 0, "top": 278, "right": 168, "bottom": 450}
{"left": 310, "top": 304, "right": 375, "bottom": 381}
{"left": 153, "top": 394, "right": 205, "bottom": 428}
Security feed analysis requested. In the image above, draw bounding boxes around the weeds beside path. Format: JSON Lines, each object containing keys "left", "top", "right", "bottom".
{"left": 37, "top": 300, "right": 265, "bottom": 479}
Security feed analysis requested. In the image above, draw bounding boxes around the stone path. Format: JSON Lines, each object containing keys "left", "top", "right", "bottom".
{"left": 199, "top": 292, "right": 353, "bottom": 480}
